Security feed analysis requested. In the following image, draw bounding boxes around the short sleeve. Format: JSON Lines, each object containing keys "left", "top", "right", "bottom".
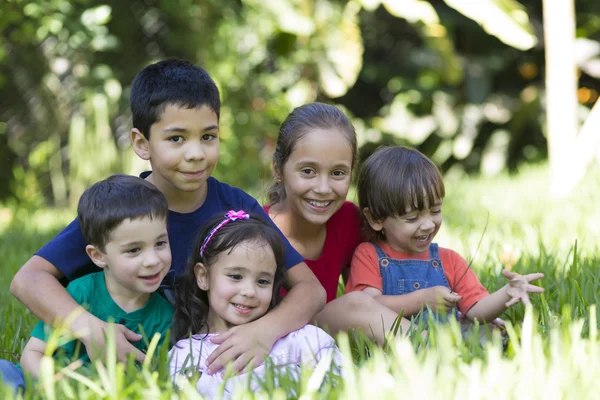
{"left": 345, "top": 243, "right": 383, "bottom": 293}
{"left": 35, "top": 218, "right": 99, "bottom": 281}
{"left": 444, "top": 249, "right": 489, "bottom": 314}
{"left": 29, "top": 276, "right": 91, "bottom": 343}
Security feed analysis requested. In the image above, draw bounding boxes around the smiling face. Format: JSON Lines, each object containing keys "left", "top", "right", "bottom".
{"left": 366, "top": 198, "right": 443, "bottom": 254}
{"left": 195, "top": 240, "right": 277, "bottom": 332}
{"left": 278, "top": 128, "right": 353, "bottom": 226}
{"left": 86, "top": 216, "right": 172, "bottom": 305}
{"left": 131, "top": 104, "right": 220, "bottom": 200}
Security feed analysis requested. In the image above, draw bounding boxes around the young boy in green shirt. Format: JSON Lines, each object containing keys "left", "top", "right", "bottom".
{"left": 0, "top": 174, "right": 173, "bottom": 391}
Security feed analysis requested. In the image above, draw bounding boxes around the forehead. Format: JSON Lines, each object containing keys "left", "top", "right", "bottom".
{"left": 288, "top": 128, "right": 353, "bottom": 164}
{"left": 214, "top": 241, "right": 277, "bottom": 274}
{"left": 107, "top": 216, "right": 167, "bottom": 244}
{"left": 153, "top": 104, "right": 218, "bottom": 131}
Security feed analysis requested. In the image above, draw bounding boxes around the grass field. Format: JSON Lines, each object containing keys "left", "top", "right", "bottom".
{"left": 1, "top": 163, "right": 600, "bottom": 399}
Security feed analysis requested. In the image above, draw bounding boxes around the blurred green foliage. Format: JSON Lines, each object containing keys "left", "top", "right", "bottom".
{"left": 1, "top": 0, "right": 599, "bottom": 206}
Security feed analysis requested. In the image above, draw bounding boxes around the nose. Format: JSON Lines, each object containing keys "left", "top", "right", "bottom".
{"left": 239, "top": 280, "right": 256, "bottom": 298}
{"left": 143, "top": 248, "right": 161, "bottom": 268}
{"left": 420, "top": 216, "right": 435, "bottom": 232}
{"left": 313, "top": 175, "right": 332, "bottom": 195}
{"left": 184, "top": 140, "right": 206, "bottom": 162}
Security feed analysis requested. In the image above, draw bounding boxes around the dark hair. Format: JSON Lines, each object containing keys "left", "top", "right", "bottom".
{"left": 78, "top": 174, "right": 169, "bottom": 251}
{"left": 130, "top": 58, "right": 221, "bottom": 139}
{"left": 357, "top": 146, "right": 445, "bottom": 241}
{"left": 171, "top": 212, "right": 287, "bottom": 343}
{"left": 268, "top": 102, "right": 357, "bottom": 204}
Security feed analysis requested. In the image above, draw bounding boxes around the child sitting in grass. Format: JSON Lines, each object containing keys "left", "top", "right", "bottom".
{"left": 346, "top": 146, "right": 544, "bottom": 328}
{"left": 169, "top": 210, "right": 340, "bottom": 398}
{"left": 0, "top": 175, "right": 173, "bottom": 392}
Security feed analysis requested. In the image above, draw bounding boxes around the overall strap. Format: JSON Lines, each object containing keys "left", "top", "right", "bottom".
{"left": 370, "top": 243, "right": 388, "bottom": 259}
{"left": 428, "top": 243, "right": 440, "bottom": 259}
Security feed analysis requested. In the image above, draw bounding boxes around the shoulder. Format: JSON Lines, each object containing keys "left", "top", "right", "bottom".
{"left": 208, "top": 177, "right": 254, "bottom": 203}
{"left": 330, "top": 201, "right": 360, "bottom": 224}
{"left": 354, "top": 242, "right": 377, "bottom": 257}
{"left": 66, "top": 271, "right": 102, "bottom": 292}
{"left": 437, "top": 246, "right": 467, "bottom": 265}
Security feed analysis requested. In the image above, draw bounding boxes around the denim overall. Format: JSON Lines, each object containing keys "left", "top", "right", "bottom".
{"left": 374, "top": 242, "right": 457, "bottom": 324}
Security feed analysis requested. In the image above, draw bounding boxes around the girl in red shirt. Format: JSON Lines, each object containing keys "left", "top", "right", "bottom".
{"left": 265, "top": 103, "right": 414, "bottom": 344}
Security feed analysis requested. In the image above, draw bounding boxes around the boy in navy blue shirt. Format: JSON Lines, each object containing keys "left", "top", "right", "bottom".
{"left": 10, "top": 59, "right": 325, "bottom": 375}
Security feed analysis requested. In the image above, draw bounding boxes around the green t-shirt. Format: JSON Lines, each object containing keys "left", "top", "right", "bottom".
{"left": 30, "top": 271, "right": 173, "bottom": 365}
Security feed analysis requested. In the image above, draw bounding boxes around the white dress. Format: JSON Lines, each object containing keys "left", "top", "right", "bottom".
{"left": 169, "top": 325, "right": 342, "bottom": 399}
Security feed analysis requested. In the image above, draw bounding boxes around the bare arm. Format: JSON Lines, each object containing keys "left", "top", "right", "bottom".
{"left": 19, "top": 337, "right": 47, "bottom": 379}
{"left": 10, "top": 256, "right": 145, "bottom": 362}
{"left": 206, "top": 261, "right": 326, "bottom": 374}
{"left": 466, "top": 270, "right": 544, "bottom": 322}
{"left": 363, "top": 286, "right": 462, "bottom": 318}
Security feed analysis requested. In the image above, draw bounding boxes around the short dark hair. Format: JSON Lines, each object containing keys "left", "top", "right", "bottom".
{"left": 357, "top": 146, "right": 445, "bottom": 241}
{"left": 172, "top": 212, "right": 287, "bottom": 342}
{"left": 78, "top": 174, "right": 169, "bottom": 251}
{"left": 268, "top": 102, "right": 357, "bottom": 205}
{"left": 130, "top": 58, "right": 221, "bottom": 139}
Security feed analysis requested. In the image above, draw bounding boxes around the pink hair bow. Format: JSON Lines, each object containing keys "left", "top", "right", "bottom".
{"left": 200, "top": 210, "right": 250, "bottom": 257}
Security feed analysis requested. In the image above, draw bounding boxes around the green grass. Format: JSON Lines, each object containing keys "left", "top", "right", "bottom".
{"left": 2, "top": 163, "right": 600, "bottom": 398}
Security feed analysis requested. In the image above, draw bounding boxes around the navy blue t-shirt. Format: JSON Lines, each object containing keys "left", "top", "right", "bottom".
{"left": 36, "top": 174, "right": 304, "bottom": 289}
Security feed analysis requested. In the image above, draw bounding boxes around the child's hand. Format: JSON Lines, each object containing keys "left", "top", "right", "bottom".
{"left": 422, "top": 285, "right": 462, "bottom": 313}
{"left": 77, "top": 315, "right": 146, "bottom": 364}
{"left": 206, "top": 319, "right": 277, "bottom": 375}
{"left": 502, "top": 269, "right": 544, "bottom": 307}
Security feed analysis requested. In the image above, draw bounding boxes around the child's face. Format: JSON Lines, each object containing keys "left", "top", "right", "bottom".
{"left": 89, "top": 216, "right": 171, "bottom": 297}
{"left": 132, "top": 104, "right": 219, "bottom": 198}
{"left": 196, "top": 240, "right": 277, "bottom": 333}
{"left": 279, "top": 128, "right": 353, "bottom": 226}
{"left": 369, "top": 199, "right": 443, "bottom": 254}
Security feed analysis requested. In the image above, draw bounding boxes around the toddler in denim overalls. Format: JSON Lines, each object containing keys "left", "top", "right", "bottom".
{"left": 346, "top": 146, "right": 544, "bottom": 335}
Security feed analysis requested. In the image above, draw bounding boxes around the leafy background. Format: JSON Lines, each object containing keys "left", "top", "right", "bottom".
{"left": 1, "top": 0, "right": 599, "bottom": 209}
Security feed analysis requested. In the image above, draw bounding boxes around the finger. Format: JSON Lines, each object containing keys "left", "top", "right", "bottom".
{"left": 206, "top": 338, "right": 235, "bottom": 366}
{"left": 521, "top": 293, "right": 532, "bottom": 306}
{"left": 118, "top": 325, "right": 143, "bottom": 342}
{"left": 505, "top": 297, "right": 521, "bottom": 308}
{"left": 501, "top": 269, "right": 517, "bottom": 279}
{"left": 491, "top": 318, "right": 506, "bottom": 328}
{"left": 128, "top": 347, "right": 147, "bottom": 363}
{"left": 526, "top": 284, "right": 544, "bottom": 293}
{"left": 207, "top": 346, "right": 240, "bottom": 374}
{"left": 233, "top": 353, "right": 254, "bottom": 375}
{"left": 209, "top": 330, "right": 233, "bottom": 345}
{"left": 525, "top": 273, "right": 544, "bottom": 283}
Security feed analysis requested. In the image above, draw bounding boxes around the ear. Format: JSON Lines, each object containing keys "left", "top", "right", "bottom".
{"left": 363, "top": 208, "right": 384, "bottom": 232}
{"left": 86, "top": 245, "right": 108, "bottom": 269}
{"left": 131, "top": 128, "right": 150, "bottom": 161}
{"left": 194, "top": 262, "right": 210, "bottom": 291}
{"left": 272, "top": 160, "right": 282, "bottom": 184}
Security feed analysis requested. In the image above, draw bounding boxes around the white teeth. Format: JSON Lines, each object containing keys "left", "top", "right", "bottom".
{"left": 307, "top": 200, "right": 331, "bottom": 207}
{"left": 234, "top": 304, "right": 251, "bottom": 309}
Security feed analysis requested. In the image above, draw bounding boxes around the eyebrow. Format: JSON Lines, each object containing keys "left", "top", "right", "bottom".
{"left": 120, "top": 232, "right": 168, "bottom": 248}
{"left": 162, "top": 125, "right": 219, "bottom": 133}
{"left": 294, "top": 160, "right": 351, "bottom": 169}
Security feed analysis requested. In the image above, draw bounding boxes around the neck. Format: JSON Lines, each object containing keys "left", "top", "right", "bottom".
{"left": 269, "top": 201, "right": 326, "bottom": 241}
{"left": 206, "top": 309, "right": 235, "bottom": 334}
{"left": 104, "top": 275, "right": 151, "bottom": 313}
{"left": 146, "top": 173, "right": 208, "bottom": 213}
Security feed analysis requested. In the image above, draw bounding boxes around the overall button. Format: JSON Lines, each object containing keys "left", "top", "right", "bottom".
{"left": 432, "top": 260, "right": 439, "bottom": 268}
{"left": 380, "top": 259, "right": 389, "bottom": 267}
{"left": 413, "top": 282, "right": 421, "bottom": 289}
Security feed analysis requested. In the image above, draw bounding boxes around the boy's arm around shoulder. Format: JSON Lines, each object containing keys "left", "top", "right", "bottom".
{"left": 19, "top": 336, "right": 48, "bottom": 379}
{"left": 11, "top": 257, "right": 146, "bottom": 363}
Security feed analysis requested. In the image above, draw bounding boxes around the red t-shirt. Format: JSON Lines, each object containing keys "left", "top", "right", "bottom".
{"left": 264, "top": 201, "right": 363, "bottom": 303}
{"left": 346, "top": 241, "right": 489, "bottom": 314}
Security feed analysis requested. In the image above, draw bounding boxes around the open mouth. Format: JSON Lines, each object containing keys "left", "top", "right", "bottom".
{"left": 140, "top": 272, "right": 162, "bottom": 284}
{"left": 232, "top": 303, "right": 255, "bottom": 314}
{"left": 414, "top": 234, "right": 432, "bottom": 243}
{"left": 306, "top": 200, "right": 333, "bottom": 208}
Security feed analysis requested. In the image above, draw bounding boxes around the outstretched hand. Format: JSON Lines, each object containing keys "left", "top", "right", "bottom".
{"left": 78, "top": 317, "right": 146, "bottom": 364}
{"left": 206, "top": 319, "right": 278, "bottom": 375}
{"left": 502, "top": 269, "right": 544, "bottom": 308}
